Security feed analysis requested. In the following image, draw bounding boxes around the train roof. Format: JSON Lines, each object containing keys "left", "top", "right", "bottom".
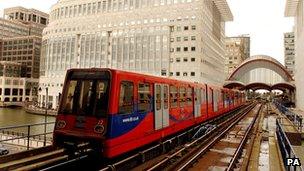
{"left": 66, "top": 68, "right": 242, "bottom": 93}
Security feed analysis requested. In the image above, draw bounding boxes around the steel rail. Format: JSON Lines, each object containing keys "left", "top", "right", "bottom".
{"left": 145, "top": 103, "right": 256, "bottom": 171}
{"left": 172, "top": 104, "right": 257, "bottom": 171}
{"left": 226, "top": 104, "right": 263, "bottom": 170}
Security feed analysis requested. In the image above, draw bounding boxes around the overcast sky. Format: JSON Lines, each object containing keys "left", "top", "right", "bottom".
{"left": 0, "top": 0, "right": 294, "bottom": 64}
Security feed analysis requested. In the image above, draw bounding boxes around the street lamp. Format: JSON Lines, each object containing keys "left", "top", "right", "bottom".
{"left": 39, "top": 87, "right": 48, "bottom": 146}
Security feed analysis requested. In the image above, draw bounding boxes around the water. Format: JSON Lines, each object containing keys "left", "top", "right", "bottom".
{"left": 0, "top": 108, "right": 56, "bottom": 136}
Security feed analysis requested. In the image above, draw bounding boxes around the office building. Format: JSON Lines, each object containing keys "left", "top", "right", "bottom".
{"left": 285, "top": 0, "right": 304, "bottom": 110}
{"left": 284, "top": 32, "right": 295, "bottom": 77}
{"left": 39, "top": 0, "right": 233, "bottom": 108}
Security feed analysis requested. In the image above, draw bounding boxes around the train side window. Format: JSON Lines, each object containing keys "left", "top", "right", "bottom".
{"left": 156, "top": 85, "right": 161, "bottom": 110}
{"left": 119, "top": 81, "right": 134, "bottom": 114}
{"left": 164, "top": 85, "right": 169, "bottom": 109}
{"left": 170, "top": 86, "right": 178, "bottom": 108}
{"left": 201, "top": 88, "right": 205, "bottom": 104}
{"left": 187, "top": 87, "right": 193, "bottom": 105}
{"left": 138, "top": 83, "right": 151, "bottom": 113}
{"left": 208, "top": 89, "right": 212, "bottom": 103}
{"left": 179, "top": 87, "right": 186, "bottom": 107}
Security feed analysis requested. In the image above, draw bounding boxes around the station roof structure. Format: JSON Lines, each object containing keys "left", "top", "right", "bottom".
{"left": 223, "top": 81, "right": 245, "bottom": 89}
{"left": 285, "top": 0, "right": 300, "bottom": 17}
{"left": 224, "top": 81, "right": 296, "bottom": 91}
{"left": 213, "top": 0, "right": 234, "bottom": 21}
{"left": 227, "top": 55, "right": 294, "bottom": 82}
{"left": 242, "top": 82, "right": 271, "bottom": 91}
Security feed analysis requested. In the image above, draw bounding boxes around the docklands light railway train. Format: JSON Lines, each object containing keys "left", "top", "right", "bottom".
{"left": 53, "top": 68, "right": 245, "bottom": 158}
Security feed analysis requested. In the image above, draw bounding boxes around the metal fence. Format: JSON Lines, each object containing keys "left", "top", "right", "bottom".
{"left": 274, "top": 100, "right": 303, "bottom": 132}
{"left": 276, "top": 119, "right": 303, "bottom": 171}
{"left": 0, "top": 122, "right": 55, "bottom": 150}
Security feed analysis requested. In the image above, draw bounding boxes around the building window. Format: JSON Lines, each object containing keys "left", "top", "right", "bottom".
{"left": 183, "top": 58, "right": 188, "bottom": 62}
{"left": 119, "top": 81, "right": 134, "bottom": 114}
{"left": 170, "top": 58, "right": 174, "bottom": 62}
{"left": 191, "top": 58, "right": 195, "bottom": 62}
{"left": 176, "top": 72, "right": 180, "bottom": 76}
{"left": 170, "top": 48, "right": 174, "bottom": 52}
{"left": 191, "top": 36, "right": 196, "bottom": 41}
{"left": 12, "top": 89, "right": 18, "bottom": 95}
{"left": 176, "top": 47, "right": 181, "bottom": 52}
{"left": 184, "top": 26, "right": 189, "bottom": 30}
{"left": 191, "top": 25, "right": 196, "bottom": 30}
{"left": 183, "top": 72, "right": 187, "bottom": 76}
{"left": 161, "top": 69, "right": 167, "bottom": 76}
{"left": 26, "top": 89, "right": 31, "bottom": 95}
{"left": 176, "top": 37, "right": 181, "bottom": 42}
{"left": 176, "top": 58, "right": 181, "bottom": 62}
{"left": 184, "top": 47, "right": 188, "bottom": 52}
{"left": 176, "top": 26, "right": 181, "bottom": 31}
{"left": 169, "top": 72, "right": 173, "bottom": 76}
{"left": 5, "top": 88, "right": 10, "bottom": 95}
{"left": 170, "top": 38, "right": 174, "bottom": 42}
{"left": 184, "top": 37, "right": 188, "bottom": 41}
{"left": 191, "top": 72, "right": 195, "bottom": 76}
{"left": 191, "top": 47, "right": 196, "bottom": 51}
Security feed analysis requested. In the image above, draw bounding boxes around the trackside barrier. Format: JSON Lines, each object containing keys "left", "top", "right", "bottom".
{"left": 276, "top": 119, "right": 303, "bottom": 171}
{"left": 274, "top": 101, "right": 303, "bottom": 132}
{"left": 0, "top": 122, "right": 55, "bottom": 150}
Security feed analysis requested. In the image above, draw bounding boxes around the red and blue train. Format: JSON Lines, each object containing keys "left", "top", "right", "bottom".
{"left": 53, "top": 68, "right": 245, "bottom": 158}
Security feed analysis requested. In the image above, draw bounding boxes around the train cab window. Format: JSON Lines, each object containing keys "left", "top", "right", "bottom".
{"left": 138, "top": 83, "right": 151, "bottom": 113}
{"left": 119, "top": 81, "right": 134, "bottom": 114}
{"left": 94, "top": 81, "right": 109, "bottom": 117}
{"left": 187, "top": 87, "right": 193, "bottom": 106}
{"left": 78, "top": 81, "right": 95, "bottom": 115}
{"left": 62, "top": 80, "right": 77, "bottom": 113}
{"left": 170, "top": 86, "right": 178, "bottom": 108}
{"left": 179, "top": 87, "right": 186, "bottom": 107}
{"left": 59, "top": 71, "right": 110, "bottom": 116}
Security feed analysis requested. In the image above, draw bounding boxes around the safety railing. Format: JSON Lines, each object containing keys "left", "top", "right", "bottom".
{"left": 274, "top": 100, "right": 303, "bottom": 132}
{"left": 276, "top": 119, "right": 303, "bottom": 171}
{"left": 0, "top": 122, "right": 55, "bottom": 150}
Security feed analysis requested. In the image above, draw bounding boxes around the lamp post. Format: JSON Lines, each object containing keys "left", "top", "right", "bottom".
{"left": 39, "top": 87, "right": 48, "bottom": 146}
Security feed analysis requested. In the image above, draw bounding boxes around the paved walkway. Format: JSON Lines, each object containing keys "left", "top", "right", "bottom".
{"left": 271, "top": 104, "right": 304, "bottom": 167}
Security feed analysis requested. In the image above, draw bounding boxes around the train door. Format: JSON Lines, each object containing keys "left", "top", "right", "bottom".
{"left": 194, "top": 88, "right": 201, "bottom": 118}
{"left": 154, "top": 84, "right": 169, "bottom": 130}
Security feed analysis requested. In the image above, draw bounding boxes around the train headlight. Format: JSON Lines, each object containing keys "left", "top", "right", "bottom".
{"left": 56, "top": 120, "right": 66, "bottom": 129}
{"left": 94, "top": 124, "right": 105, "bottom": 134}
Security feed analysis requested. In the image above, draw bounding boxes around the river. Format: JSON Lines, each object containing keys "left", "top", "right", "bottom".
{"left": 0, "top": 108, "right": 56, "bottom": 135}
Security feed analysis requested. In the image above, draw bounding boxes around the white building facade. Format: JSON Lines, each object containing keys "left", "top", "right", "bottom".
{"left": 285, "top": 0, "right": 304, "bottom": 110}
{"left": 39, "top": 0, "right": 233, "bottom": 109}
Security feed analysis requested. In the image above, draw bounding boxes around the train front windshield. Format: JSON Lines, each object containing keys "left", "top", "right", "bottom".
{"left": 59, "top": 71, "right": 110, "bottom": 118}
